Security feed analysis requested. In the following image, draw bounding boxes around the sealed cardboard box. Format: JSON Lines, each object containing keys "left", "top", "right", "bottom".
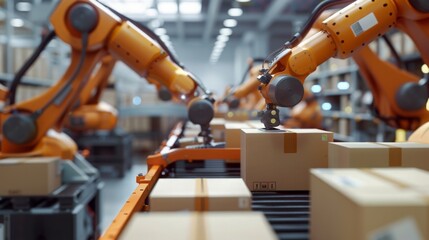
{"left": 329, "top": 142, "right": 390, "bottom": 168}
{"left": 246, "top": 120, "right": 265, "bottom": 129}
{"left": 377, "top": 142, "right": 429, "bottom": 171}
{"left": 120, "top": 212, "right": 278, "bottom": 240}
{"left": 0, "top": 157, "right": 62, "bottom": 196}
{"left": 329, "top": 142, "right": 429, "bottom": 170}
{"left": 225, "top": 122, "right": 252, "bottom": 148}
{"left": 150, "top": 178, "right": 251, "bottom": 211}
{"left": 210, "top": 118, "right": 226, "bottom": 142}
{"left": 241, "top": 128, "right": 333, "bottom": 191}
{"left": 311, "top": 168, "right": 429, "bottom": 240}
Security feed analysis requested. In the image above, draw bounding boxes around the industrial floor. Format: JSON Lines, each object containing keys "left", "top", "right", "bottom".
{"left": 100, "top": 159, "right": 148, "bottom": 233}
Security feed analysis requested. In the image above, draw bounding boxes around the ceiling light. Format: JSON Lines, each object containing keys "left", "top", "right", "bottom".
{"left": 337, "top": 81, "right": 350, "bottom": 90}
{"left": 212, "top": 49, "right": 222, "bottom": 54}
{"left": 311, "top": 84, "right": 322, "bottom": 93}
{"left": 220, "top": 28, "right": 233, "bottom": 36}
{"left": 224, "top": 19, "right": 238, "bottom": 28}
{"left": 149, "top": 19, "right": 164, "bottom": 29}
{"left": 11, "top": 18, "right": 24, "bottom": 28}
{"left": 217, "top": 35, "right": 229, "bottom": 42}
{"left": 160, "top": 35, "right": 170, "bottom": 41}
{"left": 422, "top": 64, "right": 429, "bottom": 74}
{"left": 180, "top": 2, "right": 202, "bottom": 14}
{"left": 132, "top": 96, "right": 142, "bottom": 105}
{"left": 101, "top": 1, "right": 153, "bottom": 15}
{"left": 146, "top": 8, "right": 158, "bottom": 17}
{"left": 154, "top": 28, "right": 167, "bottom": 35}
{"left": 228, "top": 8, "right": 243, "bottom": 17}
{"left": 321, "top": 102, "right": 332, "bottom": 111}
{"left": 158, "top": 2, "right": 178, "bottom": 14}
{"left": 236, "top": 0, "right": 251, "bottom": 2}
{"left": 215, "top": 42, "right": 226, "bottom": 48}
{"left": 16, "top": 2, "right": 32, "bottom": 11}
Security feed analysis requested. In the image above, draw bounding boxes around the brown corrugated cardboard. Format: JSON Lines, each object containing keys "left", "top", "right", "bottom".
{"left": 241, "top": 128, "right": 333, "bottom": 191}
{"left": 120, "top": 212, "right": 278, "bottom": 240}
{"left": 310, "top": 168, "right": 429, "bottom": 240}
{"left": 0, "top": 157, "right": 62, "bottom": 196}
{"left": 205, "top": 179, "right": 251, "bottom": 211}
{"left": 225, "top": 122, "right": 252, "bottom": 148}
{"left": 210, "top": 118, "right": 226, "bottom": 142}
{"left": 149, "top": 178, "right": 251, "bottom": 211}
{"left": 377, "top": 142, "right": 429, "bottom": 171}
{"left": 329, "top": 142, "right": 429, "bottom": 170}
{"left": 329, "top": 142, "right": 390, "bottom": 168}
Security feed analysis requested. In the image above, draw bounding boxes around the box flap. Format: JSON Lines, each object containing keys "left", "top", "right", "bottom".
{"left": 205, "top": 179, "right": 251, "bottom": 197}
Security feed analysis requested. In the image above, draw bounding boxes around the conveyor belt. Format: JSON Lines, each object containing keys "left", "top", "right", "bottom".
{"left": 163, "top": 160, "right": 310, "bottom": 240}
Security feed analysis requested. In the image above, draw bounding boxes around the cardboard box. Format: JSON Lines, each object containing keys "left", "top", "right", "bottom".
{"left": 329, "top": 142, "right": 390, "bottom": 168}
{"left": 241, "top": 128, "right": 333, "bottom": 191}
{"left": 377, "top": 142, "right": 429, "bottom": 171}
{"left": 150, "top": 178, "right": 252, "bottom": 211}
{"left": 120, "top": 212, "right": 278, "bottom": 240}
{"left": 225, "top": 122, "right": 252, "bottom": 148}
{"left": 210, "top": 118, "right": 226, "bottom": 142}
{"left": 0, "top": 157, "right": 62, "bottom": 196}
{"left": 329, "top": 142, "right": 429, "bottom": 170}
{"left": 246, "top": 120, "right": 265, "bottom": 129}
{"left": 311, "top": 168, "right": 429, "bottom": 240}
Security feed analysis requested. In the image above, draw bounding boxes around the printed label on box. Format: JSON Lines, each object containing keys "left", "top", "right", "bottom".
{"left": 322, "top": 134, "right": 328, "bottom": 141}
{"left": 368, "top": 218, "right": 422, "bottom": 240}
{"left": 238, "top": 197, "right": 250, "bottom": 209}
{"left": 253, "top": 182, "right": 260, "bottom": 190}
{"left": 331, "top": 175, "right": 363, "bottom": 188}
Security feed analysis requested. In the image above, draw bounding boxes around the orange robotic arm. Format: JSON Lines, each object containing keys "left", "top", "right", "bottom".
{"left": 223, "top": 60, "right": 264, "bottom": 110}
{"left": 0, "top": 0, "right": 206, "bottom": 159}
{"left": 258, "top": 0, "right": 429, "bottom": 129}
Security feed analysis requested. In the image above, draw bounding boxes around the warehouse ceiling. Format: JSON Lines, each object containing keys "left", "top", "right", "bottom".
{"left": 0, "top": 0, "right": 321, "bottom": 41}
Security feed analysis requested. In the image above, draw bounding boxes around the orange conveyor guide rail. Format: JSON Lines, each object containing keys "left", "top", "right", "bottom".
{"left": 101, "top": 122, "right": 311, "bottom": 240}
{"left": 100, "top": 122, "right": 241, "bottom": 239}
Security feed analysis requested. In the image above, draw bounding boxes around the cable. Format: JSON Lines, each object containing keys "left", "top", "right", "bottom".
{"left": 7, "top": 30, "right": 56, "bottom": 106}
{"left": 381, "top": 35, "right": 407, "bottom": 70}
{"left": 96, "top": 1, "right": 211, "bottom": 95}
{"left": 32, "top": 32, "right": 89, "bottom": 118}
{"left": 263, "top": 0, "right": 354, "bottom": 69}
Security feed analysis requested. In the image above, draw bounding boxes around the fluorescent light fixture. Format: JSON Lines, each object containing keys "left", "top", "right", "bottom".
{"left": 154, "top": 28, "right": 167, "bottom": 35}
{"left": 160, "top": 35, "right": 170, "bottom": 41}
{"left": 16, "top": 2, "right": 32, "bottom": 11}
{"left": 215, "top": 42, "right": 226, "bottom": 48}
{"left": 228, "top": 8, "right": 243, "bottom": 17}
{"left": 311, "top": 84, "right": 322, "bottom": 93}
{"left": 146, "top": 8, "right": 158, "bottom": 17}
{"left": 132, "top": 96, "right": 142, "bottom": 105}
{"left": 337, "top": 81, "right": 350, "bottom": 90}
{"left": 212, "top": 51, "right": 222, "bottom": 56}
{"left": 180, "top": 1, "right": 202, "bottom": 14}
{"left": 422, "top": 64, "right": 429, "bottom": 74}
{"left": 101, "top": 0, "right": 153, "bottom": 15}
{"left": 217, "top": 35, "right": 229, "bottom": 42}
{"left": 213, "top": 48, "right": 223, "bottom": 53}
{"left": 220, "top": 28, "right": 233, "bottom": 36}
{"left": 236, "top": 0, "right": 251, "bottom": 2}
{"left": 149, "top": 19, "right": 163, "bottom": 29}
{"left": 11, "top": 18, "right": 24, "bottom": 27}
{"left": 158, "top": 2, "right": 178, "bottom": 14}
{"left": 224, "top": 19, "right": 238, "bottom": 28}
{"left": 321, "top": 102, "right": 332, "bottom": 111}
